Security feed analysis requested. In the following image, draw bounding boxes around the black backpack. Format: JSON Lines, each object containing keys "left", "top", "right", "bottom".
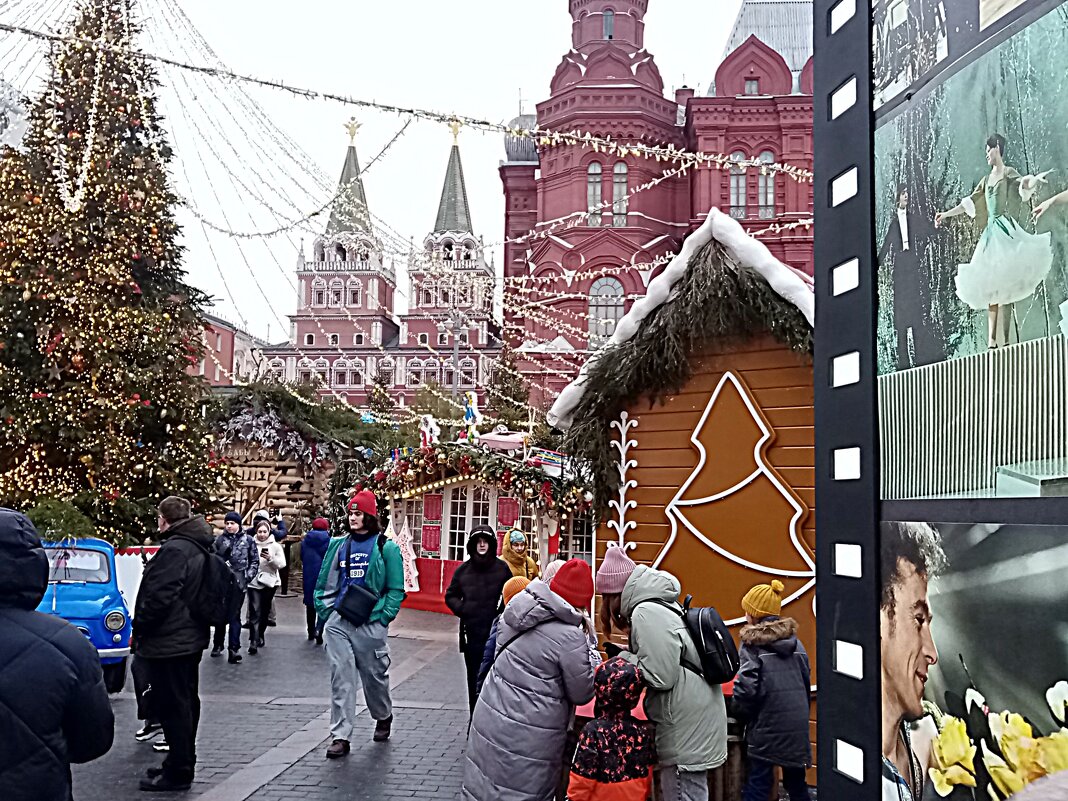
{"left": 176, "top": 535, "right": 243, "bottom": 626}
{"left": 641, "top": 595, "right": 740, "bottom": 685}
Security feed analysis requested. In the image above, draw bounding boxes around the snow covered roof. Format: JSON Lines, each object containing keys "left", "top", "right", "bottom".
{"left": 547, "top": 207, "right": 814, "bottom": 429}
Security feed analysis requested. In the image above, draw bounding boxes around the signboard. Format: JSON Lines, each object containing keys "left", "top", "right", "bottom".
{"left": 814, "top": 1, "right": 1068, "bottom": 798}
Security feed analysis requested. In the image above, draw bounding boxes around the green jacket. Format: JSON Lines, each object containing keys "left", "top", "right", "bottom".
{"left": 313, "top": 533, "right": 406, "bottom": 626}
{"left": 621, "top": 565, "right": 728, "bottom": 772}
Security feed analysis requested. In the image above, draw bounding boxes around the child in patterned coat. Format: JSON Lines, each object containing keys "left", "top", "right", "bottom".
{"left": 567, "top": 657, "right": 657, "bottom": 801}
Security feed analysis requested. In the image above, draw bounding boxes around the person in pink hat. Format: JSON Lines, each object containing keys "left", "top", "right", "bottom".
{"left": 313, "top": 490, "right": 406, "bottom": 757}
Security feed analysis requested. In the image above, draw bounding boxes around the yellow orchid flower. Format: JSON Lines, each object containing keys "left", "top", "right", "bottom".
{"left": 929, "top": 765, "right": 977, "bottom": 797}
{"left": 983, "top": 740, "right": 1027, "bottom": 796}
{"left": 932, "top": 716, "right": 977, "bottom": 773}
{"left": 1038, "top": 730, "right": 1068, "bottom": 775}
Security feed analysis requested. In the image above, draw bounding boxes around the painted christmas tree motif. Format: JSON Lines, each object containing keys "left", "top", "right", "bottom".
{"left": 655, "top": 372, "right": 815, "bottom": 624}
{"left": 387, "top": 517, "right": 420, "bottom": 592}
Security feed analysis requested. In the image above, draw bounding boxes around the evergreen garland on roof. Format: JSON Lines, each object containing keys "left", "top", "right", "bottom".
{"left": 562, "top": 240, "right": 812, "bottom": 519}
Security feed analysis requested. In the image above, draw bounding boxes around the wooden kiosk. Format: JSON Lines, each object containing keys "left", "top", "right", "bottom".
{"left": 549, "top": 208, "right": 817, "bottom": 795}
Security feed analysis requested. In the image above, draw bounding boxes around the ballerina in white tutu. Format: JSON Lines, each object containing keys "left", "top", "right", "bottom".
{"left": 935, "top": 133, "right": 1052, "bottom": 349}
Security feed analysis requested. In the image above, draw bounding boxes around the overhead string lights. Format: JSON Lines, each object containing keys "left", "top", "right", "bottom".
{"left": 0, "top": 17, "right": 814, "bottom": 183}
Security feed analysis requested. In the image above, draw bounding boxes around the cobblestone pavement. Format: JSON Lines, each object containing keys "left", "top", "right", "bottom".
{"left": 73, "top": 595, "right": 468, "bottom": 801}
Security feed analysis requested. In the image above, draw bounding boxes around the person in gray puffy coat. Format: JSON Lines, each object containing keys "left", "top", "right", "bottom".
{"left": 462, "top": 559, "right": 597, "bottom": 801}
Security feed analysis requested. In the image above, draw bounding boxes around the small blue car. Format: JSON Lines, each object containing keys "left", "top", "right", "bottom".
{"left": 36, "top": 538, "right": 132, "bottom": 693}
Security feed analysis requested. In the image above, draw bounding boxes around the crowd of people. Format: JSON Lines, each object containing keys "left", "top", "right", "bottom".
{"left": 453, "top": 540, "right": 814, "bottom": 801}
{"left": 0, "top": 492, "right": 815, "bottom": 801}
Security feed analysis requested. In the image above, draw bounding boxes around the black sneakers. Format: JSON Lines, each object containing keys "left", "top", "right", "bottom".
{"left": 209, "top": 645, "right": 224, "bottom": 658}
{"left": 227, "top": 651, "right": 242, "bottom": 664}
{"left": 373, "top": 715, "right": 393, "bottom": 742}
{"left": 134, "top": 722, "right": 162, "bottom": 742}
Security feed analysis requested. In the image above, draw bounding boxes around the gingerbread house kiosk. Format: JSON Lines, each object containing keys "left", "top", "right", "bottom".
{"left": 549, "top": 206, "right": 817, "bottom": 783}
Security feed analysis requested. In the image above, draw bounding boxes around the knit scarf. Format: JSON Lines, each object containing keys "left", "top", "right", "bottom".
{"left": 502, "top": 542, "right": 533, "bottom": 578}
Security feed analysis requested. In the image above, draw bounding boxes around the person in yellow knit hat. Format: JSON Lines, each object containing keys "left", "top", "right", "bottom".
{"left": 734, "top": 580, "right": 813, "bottom": 801}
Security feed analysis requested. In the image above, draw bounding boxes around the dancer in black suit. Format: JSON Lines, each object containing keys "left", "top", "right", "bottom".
{"left": 879, "top": 184, "right": 939, "bottom": 370}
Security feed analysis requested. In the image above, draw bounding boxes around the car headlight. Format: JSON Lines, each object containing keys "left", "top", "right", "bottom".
{"left": 105, "top": 611, "right": 126, "bottom": 632}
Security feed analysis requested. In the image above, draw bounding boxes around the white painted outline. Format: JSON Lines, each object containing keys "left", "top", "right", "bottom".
{"left": 606, "top": 411, "right": 639, "bottom": 552}
{"left": 653, "top": 371, "right": 816, "bottom": 624}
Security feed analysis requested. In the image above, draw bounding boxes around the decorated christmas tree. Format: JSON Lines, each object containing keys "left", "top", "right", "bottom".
{"left": 367, "top": 369, "right": 396, "bottom": 424}
{"left": 0, "top": 0, "right": 230, "bottom": 542}
{"left": 486, "top": 343, "right": 529, "bottom": 430}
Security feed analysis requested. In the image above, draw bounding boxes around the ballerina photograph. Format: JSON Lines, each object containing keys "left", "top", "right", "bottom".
{"left": 934, "top": 133, "right": 1052, "bottom": 349}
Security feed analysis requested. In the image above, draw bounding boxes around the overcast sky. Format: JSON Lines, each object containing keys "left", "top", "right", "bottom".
{"left": 2, "top": 0, "right": 743, "bottom": 341}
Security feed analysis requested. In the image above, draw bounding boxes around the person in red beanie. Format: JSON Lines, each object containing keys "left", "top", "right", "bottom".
{"left": 300, "top": 517, "right": 332, "bottom": 645}
{"left": 313, "top": 490, "right": 406, "bottom": 757}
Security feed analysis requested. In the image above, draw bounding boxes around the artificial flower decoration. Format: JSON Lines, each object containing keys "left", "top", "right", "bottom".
{"left": 983, "top": 740, "right": 1027, "bottom": 797}
{"left": 929, "top": 716, "right": 978, "bottom": 797}
{"left": 1046, "top": 681, "right": 1068, "bottom": 725}
{"left": 930, "top": 764, "right": 978, "bottom": 797}
{"left": 1038, "top": 730, "right": 1068, "bottom": 775}
{"left": 991, "top": 712, "right": 1046, "bottom": 785}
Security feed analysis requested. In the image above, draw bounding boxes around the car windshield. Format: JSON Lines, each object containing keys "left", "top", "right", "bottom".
{"left": 47, "top": 548, "right": 110, "bottom": 584}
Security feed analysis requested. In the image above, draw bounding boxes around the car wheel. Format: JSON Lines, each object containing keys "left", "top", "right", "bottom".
{"left": 103, "top": 657, "right": 128, "bottom": 694}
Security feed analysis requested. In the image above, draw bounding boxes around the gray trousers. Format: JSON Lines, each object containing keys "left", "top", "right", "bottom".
{"left": 324, "top": 615, "right": 392, "bottom": 741}
{"left": 660, "top": 767, "right": 709, "bottom": 801}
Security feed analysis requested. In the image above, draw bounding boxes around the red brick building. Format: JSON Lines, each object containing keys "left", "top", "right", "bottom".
{"left": 502, "top": 0, "right": 814, "bottom": 407}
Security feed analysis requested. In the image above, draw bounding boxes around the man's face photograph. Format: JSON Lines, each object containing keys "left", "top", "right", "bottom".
{"left": 881, "top": 558, "right": 939, "bottom": 721}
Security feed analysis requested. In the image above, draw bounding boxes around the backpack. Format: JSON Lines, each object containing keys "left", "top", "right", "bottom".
{"left": 176, "top": 535, "right": 243, "bottom": 626}
{"left": 640, "top": 595, "right": 740, "bottom": 685}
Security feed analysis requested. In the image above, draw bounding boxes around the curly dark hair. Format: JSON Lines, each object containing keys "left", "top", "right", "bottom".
{"left": 880, "top": 522, "right": 947, "bottom": 616}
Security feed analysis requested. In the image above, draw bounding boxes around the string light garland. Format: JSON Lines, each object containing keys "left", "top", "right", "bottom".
{"left": 0, "top": 18, "right": 814, "bottom": 183}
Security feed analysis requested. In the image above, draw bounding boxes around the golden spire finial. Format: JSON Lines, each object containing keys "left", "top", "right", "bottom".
{"left": 448, "top": 118, "right": 463, "bottom": 144}
{"left": 344, "top": 117, "right": 362, "bottom": 145}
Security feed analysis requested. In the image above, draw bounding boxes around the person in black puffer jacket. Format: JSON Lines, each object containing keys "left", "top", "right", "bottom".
{"left": 444, "top": 526, "right": 513, "bottom": 714}
{"left": 733, "top": 580, "right": 812, "bottom": 801}
{"left": 0, "top": 507, "right": 115, "bottom": 801}
{"left": 133, "top": 496, "right": 213, "bottom": 792}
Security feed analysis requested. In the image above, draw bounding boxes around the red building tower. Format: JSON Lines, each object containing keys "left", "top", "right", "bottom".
{"left": 502, "top": 0, "right": 813, "bottom": 408}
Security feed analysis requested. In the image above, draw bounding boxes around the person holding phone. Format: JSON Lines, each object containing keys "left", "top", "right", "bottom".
{"left": 246, "top": 520, "right": 285, "bottom": 655}
{"left": 313, "top": 490, "right": 405, "bottom": 758}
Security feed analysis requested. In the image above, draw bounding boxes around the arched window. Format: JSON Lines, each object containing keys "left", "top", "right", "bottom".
{"left": 758, "top": 150, "right": 776, "bottom": 219}
{"left": 328, "top": 333, "right": 339, "bottom": 347}
{"left": 350, "top": 360, "right": 365, "bottom": 387}
{"left": 424, "top": 359, "right": 440, "bottom": 385}
{"left": 421, "top": 281, "right": 436, "bottom": 308}
{"left": 407, "top": 359, "right": 423, "bottom": 387}
{"left": 268, "top": 359, "right": 285, "bottom": 381}
{"left": 335, "top": 244, "right": 347, "bottom": 262}
{"left": 313, "top": 358, "right": 329, "bottom": 384}
{"left": 353, "top": 333, "right": 365, "bottom": 346}
{"left": 587, "top": 162, "right": 603, "bottom": 227}
{"left": 588, "top": 276, "right": 625, "bottom": 346}
{"left": 729, "top": 151, "right": 747, "bottom": 219}
{"left": 304, "top": 333, "right": 315, "bottom": 347}
{"left": 603, "top": 9, "right": 615, "bottom": 39}
{"left": 442, "top": 359, "right": 456, "bottom": 391}
{"left": 313, "top": 242, "right": 325, "bottom": 261}
{"left": 311, "top": 278, "right": 326, "bottom": 307}
{"left": 329, "top": 280, "right": 343, "bottom": 307}
{"left": 333, "top": 360, "right": 349, "bottom": 387}
{"left": 442, "top": 240, "right": 455, "bottom": 262}
{"left": 348, "top": 280, "right": 362, "bottom": 307}
{"left": 378, "top": 359, "right": 396, "bottom": 386}
{"left": 459, "top": 358, "right": 477, "bottom": 388}
{"left": 612, "top": 162, "right": 628, "bottom": 227}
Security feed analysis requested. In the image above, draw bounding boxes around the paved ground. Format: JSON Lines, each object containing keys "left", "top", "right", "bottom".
{"left": 73, "top": 595, "right": 469, "bottom": 801}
